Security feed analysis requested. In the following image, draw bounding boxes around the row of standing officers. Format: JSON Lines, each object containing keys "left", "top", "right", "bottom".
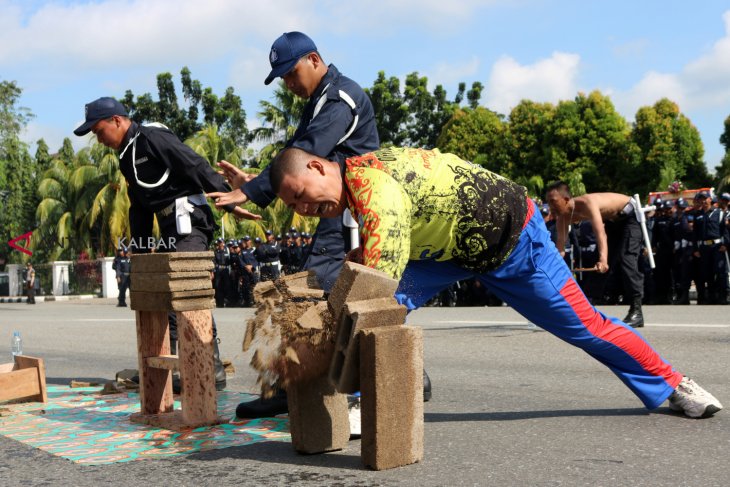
{"left": 213, "top": 229, "right": 314, "bottom": 308}
{"left": 568, "top": 191, "right": 729, "bottom": 305}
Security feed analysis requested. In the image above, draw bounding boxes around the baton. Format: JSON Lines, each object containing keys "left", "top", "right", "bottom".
{"left": 573, "top": 267, "right": 599, "bottom": 272}
{"left": 633, "top": 194, "right": 656, "bottom": 269}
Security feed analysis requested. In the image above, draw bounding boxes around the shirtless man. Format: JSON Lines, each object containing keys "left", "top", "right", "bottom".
{"left": 546, "top": 181, "right": 645, "bottom": 328}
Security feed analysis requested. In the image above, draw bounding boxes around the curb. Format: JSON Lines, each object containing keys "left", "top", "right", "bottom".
{"left": 0, "top": 295, "right": 98, "bottom": 303}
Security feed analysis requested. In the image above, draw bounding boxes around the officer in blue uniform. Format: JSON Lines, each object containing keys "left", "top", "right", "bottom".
{"left": 75, "top": 97, "right": 230, "bottom": 391}
{"left": 672, "top": 198, "right": 694, "bottom": 304}
{"left": 693, "top": 191, "right": 728, "bottom": 304}
{"left": 651, "top": 200, "right": 675, "bottom": 304}
{"left": 209, "top": 32, "right": 432, "bottom": 417}
{"left": 116, "top": 247, "right": 131, "bottom": 307}
{"left": 213, "top": 238, "right": 230, "bottom": 307}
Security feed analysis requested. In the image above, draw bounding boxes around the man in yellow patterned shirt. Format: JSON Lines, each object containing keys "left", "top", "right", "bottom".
{"left": 270, "top": 146, "right": 723, "bottom": 419}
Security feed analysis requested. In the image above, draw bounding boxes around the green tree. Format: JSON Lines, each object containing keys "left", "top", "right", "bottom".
{"left": 35, "top": 139, "right": 103, "bottom": 260}
{"left": 121, "top": 67, "right": 249, "bottom": 145}
{"left": 630, "top": 98, "right": 708, "bottom": 196}
{"left": 365, "top": 71, "right": 408, "bottom": 146}
{"left": 716, "top": 115, "right": 730, "bottom": 192}
{"left": 436, "top": 107, "right": 509, "bottom": 173}
{"left": 0, "top": 80, "right": 36, "bottom": 265}
{"left": 252, "top": 81, "right": 305, "bottom": 167}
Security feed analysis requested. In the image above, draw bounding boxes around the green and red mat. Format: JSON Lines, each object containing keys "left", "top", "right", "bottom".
{"left": 0, "top": 386, "right": 290, "bottom": 465}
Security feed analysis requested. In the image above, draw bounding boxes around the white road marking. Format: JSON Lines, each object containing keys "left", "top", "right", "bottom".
{"left": 434, "top": 320, "right": 729, "bottom": 328}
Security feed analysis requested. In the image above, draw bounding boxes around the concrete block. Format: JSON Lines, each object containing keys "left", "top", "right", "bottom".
{"left": 327, "top": 262, "right": 399, "bottom": 320}
{"left": 131, "top": 252, "right": 214, "bottom": 273}
{"left": 287, "top": 375, "right": 350, "bottom": 454}
{"left": 130, "top": 289, "right": 215, "bottom": 312}
{"left": 360, "top": 326, "right": 423, "bottom": 470}
{"left": 296, "top": 301, "right": 329, "bottom": 330}
{"left": 130, "top": 271, "right": 212, "bottom": 292}
{"left": 329, "top": 297, "right": 406, "bottom": 393}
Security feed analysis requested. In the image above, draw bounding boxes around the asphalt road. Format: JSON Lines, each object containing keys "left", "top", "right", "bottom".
{"left": 1, "top": 299, "right": 728, "bottom": 486}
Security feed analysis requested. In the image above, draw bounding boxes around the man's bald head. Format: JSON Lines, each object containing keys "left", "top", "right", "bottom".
{"left": 271, "top": 148, "right": 326, "bottom": 193}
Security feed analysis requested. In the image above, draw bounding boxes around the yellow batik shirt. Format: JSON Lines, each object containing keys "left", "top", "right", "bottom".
{"left": 344, "top": 147, "right": 529, "bottom": 280}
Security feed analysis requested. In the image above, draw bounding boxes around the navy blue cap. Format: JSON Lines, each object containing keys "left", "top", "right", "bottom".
{"left": 265, "top": 229, "right": 273, "bottom": 236}
{"left": 254, "top": 237, "right": 262, "bottom": 243}
{"left": 74, "top": 97, "right": 128, "bottom": 136}
{"left": 227, "top": 239, "right": 236, "bottom": 246}
{"left": 302, "top": 232, "right": 311, "bottom": 238}
{"left": 242, "top": 235, "right": 251, "bottom": 241}
{"left": 662, "top": 200, "right": 674, "bottom": 210}
{"left": 675, "top": 198, "right": 688, "bottom": 208}
{"left": 264, "top": 32, "right": 317, "bottom": 85}
{"left": 694, "top": 191, "right": 710, "bottom": 200}
{"left": 276, "top": 234, "right": 282, "bottom": 240}
{"left": 721, "top": 193, "right": 730, "bottom": 201}
{"left": 291, "top": 231, "right": 299, "bottom": 238}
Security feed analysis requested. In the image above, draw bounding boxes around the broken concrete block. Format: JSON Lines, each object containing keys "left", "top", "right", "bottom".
{"left": 296, "top": 301, "right": 329, "bottom": 330}
{"left": 287, "top": 375, "right": 350, "bottom": 454}
{"left": 327, "top": 262, "right": 399, "bottom": 321}
{"left": 360, "top": 325, "right": 423, "bottom": 470}
{"left": 329, "top": 297, "right": 407, "bottom": 393}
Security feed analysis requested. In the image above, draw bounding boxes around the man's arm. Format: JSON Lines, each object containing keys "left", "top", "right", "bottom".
{"left": 128, "top": 187, "right": 154, "bottom": 253}
{"left": 243, "top": 99, "right": 355, "bottom": 208}
{"left": 575, "top": 195, "right": 609, "bottom": 272}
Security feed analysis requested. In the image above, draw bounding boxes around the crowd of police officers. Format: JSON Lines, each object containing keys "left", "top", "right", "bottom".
{"left": 565, "top": 191, "right": 729, "bottom": 306}
{"left": 212, "top": 228, "right": 314, "bottom": 308}
{"left": 111, "top": 192, "right": 728, "bottom": 309}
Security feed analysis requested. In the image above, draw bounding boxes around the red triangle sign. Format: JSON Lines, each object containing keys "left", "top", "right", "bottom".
{"left": 8, "top": 231, "right": 33, "bottom": 256}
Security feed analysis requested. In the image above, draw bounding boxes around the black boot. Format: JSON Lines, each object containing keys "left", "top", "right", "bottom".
{"left": 236, "top": 389, "right": 289, "bottom": 419}
{"left": 623, "top": 296, "right": 644, "bottom": 328}
{"left": 213, "top": 338, "right": 227, "bottom": 391}
{"left": 423, "top": 369, "right": 432, "bottom": 402}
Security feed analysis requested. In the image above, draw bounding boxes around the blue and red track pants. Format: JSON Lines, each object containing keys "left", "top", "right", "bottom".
{"left": 396, "top": 200, "right": 682, "bottom": 409}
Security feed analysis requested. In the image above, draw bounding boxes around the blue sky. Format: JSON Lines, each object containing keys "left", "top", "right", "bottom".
{"left": 3, "top": 0, "right": 730, "bottom": 174}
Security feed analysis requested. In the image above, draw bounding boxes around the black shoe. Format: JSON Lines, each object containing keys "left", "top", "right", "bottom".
{"left": 423, "top": 369, "right": 432, "bottom": 402}
{"left": 236, "top": 389, "right": 288, "bottom": 419}
{"left": 117, "top": 302, "right": 127, "bottom": 307}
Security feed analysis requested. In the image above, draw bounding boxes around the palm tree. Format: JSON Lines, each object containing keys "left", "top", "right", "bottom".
{"left": 35, "top": 139, "right": 101, "bottom": 259}
{"left": 87, "top": 142, "right": 130, "bottom": 255}
{"left": 252, "top": 81, "right": 306, "bottom": 168}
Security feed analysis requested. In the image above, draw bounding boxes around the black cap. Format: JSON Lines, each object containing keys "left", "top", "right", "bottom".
{"left": 676, "top": 198, "right": 688, "bottom": 208}
{"left": 265, "top": 230, "right": 273, "bottom": 236}
{"left": 694, "top": 191, "right": 710, "bottom": 200}
{"left": 721, "top": 193, "right": 730, "bottom": 201}
{"left": 74, "top": 97, "right": 128, "bottom": 136}
{"left": 291, "top": 231, "right": 299, "bottom": 238}
{"left": 254, "top": 237, "right": 262, "bottom": 243}
{"left": 242, "top": 235, "right": 251, "bottom": 241}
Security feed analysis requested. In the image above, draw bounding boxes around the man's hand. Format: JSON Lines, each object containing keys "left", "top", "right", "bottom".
{"left": 217, "top": 160, "right": 257, "bottom": 188}
{"left": 595, "top": 260, "right": 609, "bottom": 274}
{"left": 206, "top": 189, "right": 262, "bottom": 220}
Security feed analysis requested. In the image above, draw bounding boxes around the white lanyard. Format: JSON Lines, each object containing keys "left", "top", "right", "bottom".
{"left": 119, "top": 122, "right": 171, "bottom": 189}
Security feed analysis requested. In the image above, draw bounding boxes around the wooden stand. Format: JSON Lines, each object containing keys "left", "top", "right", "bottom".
{"left": 127, "top": 252, "right": 225, "bottom": 431}
{"left": 0, "top": 355, "right": 47, "bottom": 404}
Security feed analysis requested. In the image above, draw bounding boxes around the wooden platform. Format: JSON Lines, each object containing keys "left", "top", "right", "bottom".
{"left": 0, "top": 355, "right": 47, "bottom": 404}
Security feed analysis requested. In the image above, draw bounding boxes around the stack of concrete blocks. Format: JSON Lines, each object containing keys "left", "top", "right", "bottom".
{"left": 128, "top": 251, "right": 224, "bottom": 431}
{"left": 328, "top": 262, "right": 424, "bottom": 470}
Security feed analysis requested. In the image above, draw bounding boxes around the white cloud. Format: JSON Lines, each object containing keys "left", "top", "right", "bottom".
{"left": 614, "top": 10, "right": 730, "bottom": 117}
{"left": 0, "top": 0, "right": 314, "bottom": 70}
{"left": 322, "top": 0, "right": 506, "bottom": 34}
{"left": 484, "top": 52, "right": 580, "bottom": 114}
{"left": 426, "top": 56, "right": 481, "bottom": 88}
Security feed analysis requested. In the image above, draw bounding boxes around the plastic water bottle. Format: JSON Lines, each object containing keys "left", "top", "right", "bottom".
{"left": 11, "top": 331, "right": 22, "bottom": 357}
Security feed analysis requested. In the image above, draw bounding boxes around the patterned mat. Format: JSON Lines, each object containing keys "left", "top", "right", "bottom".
{"left": 0, "top": 386, "right": 290, "bottom": 465}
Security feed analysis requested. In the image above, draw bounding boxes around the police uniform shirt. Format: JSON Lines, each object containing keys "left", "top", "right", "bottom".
{"left": 117, "top": 122, "right": 233, "bottom": 247}
{"left": 241, "top": 64, "right": 379, "bottom": 208}
{"left": 694, "top": 208, "right": 724, "bottom": 243}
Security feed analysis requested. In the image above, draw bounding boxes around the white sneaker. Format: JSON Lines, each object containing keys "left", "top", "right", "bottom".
{"left": 668, "top": 377, "right": 723, "bottom": 418}
{"left": 348, "top": 395, "right": 361, "bottom": 438}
